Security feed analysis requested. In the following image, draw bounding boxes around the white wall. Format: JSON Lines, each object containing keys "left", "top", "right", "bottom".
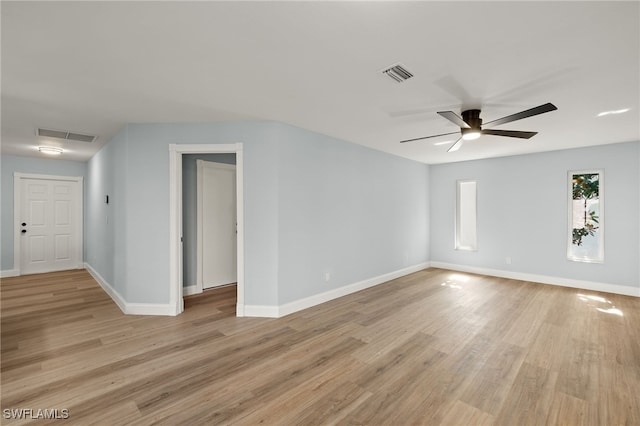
{"left": 1, "top": 155, "right": 87, "bottom": 274}
{"left": 430, "top": 141, "right": 640, "bottom": 292}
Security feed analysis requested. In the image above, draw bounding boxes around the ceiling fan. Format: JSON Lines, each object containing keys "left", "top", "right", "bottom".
{"left": 400, "top": 103, "right": 557, "bottom": 152}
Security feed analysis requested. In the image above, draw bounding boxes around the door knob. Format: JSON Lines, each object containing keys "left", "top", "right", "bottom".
{"left": 21, "top": 223, "right": 26, "bottom": 226}
{"left": 21, "top": 229, "right": 27, "bottom": 233}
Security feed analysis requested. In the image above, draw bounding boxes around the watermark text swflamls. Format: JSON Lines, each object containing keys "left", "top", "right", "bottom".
{"left": 3, "top": 408, "right": 69, "bottom": 420}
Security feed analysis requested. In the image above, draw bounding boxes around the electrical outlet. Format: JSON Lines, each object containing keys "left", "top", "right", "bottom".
{"left": 324, "top": 272, "right": 331, "bottom": 282}
{"left": 505, "top": 257, "right": 512, "bottom": 265}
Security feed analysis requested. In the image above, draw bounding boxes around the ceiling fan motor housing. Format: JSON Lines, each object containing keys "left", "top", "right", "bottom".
{"left": 460, "top": 109, "right": 482, "bottom": 140}
{"left": 461, "top": 109, "right": 482, "bottom": 129}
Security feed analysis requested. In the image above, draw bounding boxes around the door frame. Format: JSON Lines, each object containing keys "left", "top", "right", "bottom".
{"left": 169, "top": 143, "right": 245, "bottom": 317}
{"left": 13, "top": 172, "right": 84, "bottom": 275}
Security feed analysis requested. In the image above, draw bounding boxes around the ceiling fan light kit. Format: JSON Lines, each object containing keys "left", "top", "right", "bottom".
{"left": 461, "top": 131, "right": 481, "bottom": 141}
{"left": 400, "top": 103, "right": 558, "bottom": 152}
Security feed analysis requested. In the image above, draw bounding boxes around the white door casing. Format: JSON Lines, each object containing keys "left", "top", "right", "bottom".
{"left": 14, "top": 173, "right": 83, "bottom": 275}
{"left": 168, "top": 143, "right": 245, "bottom": 317}
{"left": 197, "top": 160, "right": 237, "bottom": 290}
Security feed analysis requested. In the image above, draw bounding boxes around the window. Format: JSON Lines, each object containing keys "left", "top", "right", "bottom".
{"left": 456, "top": 180, "right": 477, "bottom": 251}
{"left": 568, "top": 170, "right": 604, "bottom": 263}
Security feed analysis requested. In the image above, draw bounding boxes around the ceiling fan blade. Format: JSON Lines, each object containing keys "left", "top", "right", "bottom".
{"left": 400, "top": 131, "right": 460, "bottom": 143}
{"left": 447, "top": 137, "right": 464, "bottom": 152}
{"left": 483, "top": 103, "right": 557, "bottom": 127}
{"left": 481, "top": 129, "right": 538, "bottom": 139}
{"left": 438, "top": 111, "right": 471, "bottom": 129}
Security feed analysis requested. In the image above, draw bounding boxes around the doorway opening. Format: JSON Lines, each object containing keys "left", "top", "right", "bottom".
{"left": 184, "top": 155, "right": 237, "bottom": 294}
{"left": 169, "top": 144, "right": 245, "bottom": 317}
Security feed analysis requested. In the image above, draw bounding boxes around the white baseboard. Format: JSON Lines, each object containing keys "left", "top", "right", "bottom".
{"left": 126, "top": 302, "right": 178, "bottom": 316}
{"left": 1, "top": 269, "right": 19, "bottom": 278}
{"left": 85, "top": 263, "right": 127, "bottom": 314}
{"left": 183, "top": 285, "right": 200, "bottom": 296}
{"left": 85, "top": 259, "right": 637, "bottom": 318}
{"left": 243, "top": 304, "right": 280, "bottom": 318}
{"left": 429, "top": 261, "right": 640, "bottom": 297}
{"left": 242, "top": 262, "right": 431, "bottom": 319}
{"left": 278, "top": 262, "right": 431, "bottom": 318}
{"left": 85, "top": 263, "right": 178, "bottom": 315}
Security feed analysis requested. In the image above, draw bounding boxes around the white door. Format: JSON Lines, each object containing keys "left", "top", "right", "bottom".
{"left": 197, "top": 160, "right": 237, "bottom": 289}
{"left": 18, "top": 176, "right": 83, "bottom": 275}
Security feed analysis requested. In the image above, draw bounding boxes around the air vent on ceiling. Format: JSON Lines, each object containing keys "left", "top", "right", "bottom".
{"left": 37, "top": 128, "right": 97, "bottom": 143}
{"left": 381, "top": 63, "right": 414, "bottom": 83}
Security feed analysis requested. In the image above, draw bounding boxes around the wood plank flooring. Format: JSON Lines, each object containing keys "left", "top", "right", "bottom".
{"left": 1, "top": 268, "right": 639, "bottom": 425}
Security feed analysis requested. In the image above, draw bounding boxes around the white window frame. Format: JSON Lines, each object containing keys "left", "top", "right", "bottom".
{"left": 455, "top": 179, "right": 478, "bottom": 251}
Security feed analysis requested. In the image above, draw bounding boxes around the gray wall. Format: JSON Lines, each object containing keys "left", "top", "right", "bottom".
{"left": 83, "top": 120, "right": 639, "bottom": 310}
{"left": 182, "top": 153, "right": 236, "bottom": 287}
{"left": 85, "top": 121, "right": 430, "bottom": 307}
{"left": 1, "top": 155, "right": 87, "bottom": 272}
{"left": 125, "top": 122, "right": 283, "bottom": 305}
{"left": 276, "top": 125, "right": 429, "bottom": 304}
{"left": 86, "top": 121, "right": 282, "bottom": 305}
{"left": 430, "top": 141, "right": 640, "bottom": 288}
{"left": 85, "top": 129, "right": 128, "bottom": 297}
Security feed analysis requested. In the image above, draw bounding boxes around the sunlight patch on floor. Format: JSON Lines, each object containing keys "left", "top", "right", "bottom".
{"left": 448, "top": 273, "right": 470, "bottom": 282}
{"left": 577, "top": 293, "right": 623, "bottom": 316}
{"left": 441, "top": 282, "right": 463, "bottom": 289}
{"left": 595, "top": 307, "right": 623, "bottom": 316}
{"left": 440, "top": 273, "right": 471, "bottom": 289}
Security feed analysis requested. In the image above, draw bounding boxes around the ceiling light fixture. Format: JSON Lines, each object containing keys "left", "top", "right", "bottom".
{"left": 38, "top": 146, "right": 63, "bottom": 155}
{"left": 597, "top": 108, "right": 629, "bottom": 117}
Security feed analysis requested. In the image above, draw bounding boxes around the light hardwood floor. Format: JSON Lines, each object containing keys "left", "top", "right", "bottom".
{"left": 1, "top": 268, "right": 639, "bottom": 425}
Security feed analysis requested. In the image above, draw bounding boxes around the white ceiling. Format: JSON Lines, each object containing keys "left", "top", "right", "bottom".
{"left": 2, "top": 1, "right": 638, "bottom": 164}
